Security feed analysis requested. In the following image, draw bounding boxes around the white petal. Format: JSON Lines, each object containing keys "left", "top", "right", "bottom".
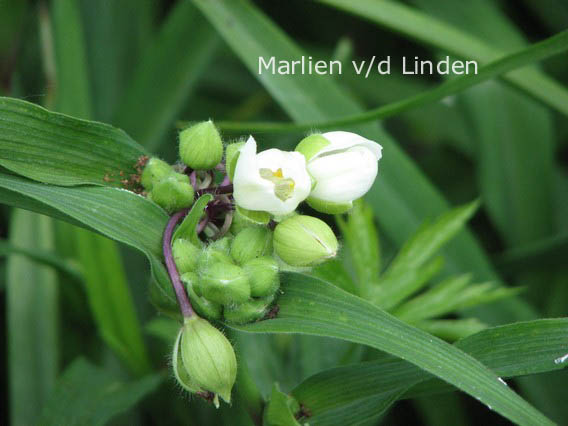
{"left": 319, "top": 131, "right": 382, "bottom": 160}
{"left": 308, "top": 146, "right": 378, "bottom": 203}
{"left": 233, "top": 136, "right": 311, "bottom": 215}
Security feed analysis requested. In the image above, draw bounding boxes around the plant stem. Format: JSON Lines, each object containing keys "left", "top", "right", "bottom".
{"left": 196, "top": 184, "right": 233, "bottom": 196}
{"left": 163, "top": 209, "right": 194, "bottom": 318}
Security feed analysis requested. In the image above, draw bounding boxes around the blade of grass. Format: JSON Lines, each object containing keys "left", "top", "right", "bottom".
{"left": 52, "top": 0, "right": 91, "bottom": 118}
{"left": 0, "top": 96, "right": 147, "bottom": 186}
{"left": 7, "top": 209, "right": 58, "bottom": 426}
{"left": 113, "top": 0, "right": 218, "bottom": 151}
{"left": 495, "top": 232, "right": 568, "bottom": 273}
{"left": 50, "top": 0, "right": 152, "bottom": 375}
{"left": 406, "top": 3, "right": 565, "bottom": 420}
{"left": 0, "top": 240, "right": 82, "bottom": 281}
{"left": 0, "top": 172, "right": 178, "bottom": 314}
{"left": 289, "top": 318, "right": 568, "bottom": 425}
{"left": 318, "top": 0, "right": 568, "bottom": 117}
{"left": 335, "top": 199, "right": 380, "bottom": 295}
{"left": 39, "top": 358, "right": 162, "bottom": 426}
{"left": 209, "top": 28, "right": 568, "bottom": 133}
{"left": 79, "top": 0, "right": 155, "bottom": 122}
{"left": 233, "top": 273, "right": 554, "bottom": 426}
{"left": 74, "top": 228, "right": 151, "bottom": 375}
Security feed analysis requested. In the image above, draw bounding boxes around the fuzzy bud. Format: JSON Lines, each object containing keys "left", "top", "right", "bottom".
{"left": 181, "top": 272, "right": 222, "bottom": 320}
{"left": 224, "top": 294, "right": 275, "bottom": 324}
{"left": 172, "top": 238, "right": 201, "bottom": 274}
{"left": 197, "top": 243, "right": 234, "bottom": 273}
{"left": 295, "top": 131, "right": 382, "bottom": 214}
{"left": 140, "top": 157, "right": 173, "bottom": 191}
{"left": 172, "top": 328, "right": 203, "bottom": 394}
{"left": 273, "top": 215, "right": 338, "bottom": 266}
{"left": 179, "top": 121, "right": 223, "bottom": 170}
{"left": 230, "top": 227, "right": 273, "bottom": 265}
{"left": 229, "top": 206, "right": 270, "bottom": 234}
{"left": 225, "top": 141, "right": 245, "bottom": 181}
{"left": 198, "top": 263, "right": 251, "bottom": 305}
{"left": 148, "top": 173, "right": 194, "bottom": 213}
{"left": 180, "top": 316, "right": 237, "bottom": 404}
{"left": 242, "top": 256, "right": 279, "bottom": 297}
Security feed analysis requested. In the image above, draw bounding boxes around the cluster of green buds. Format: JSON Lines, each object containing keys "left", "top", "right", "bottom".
{"left": 140, "top": 120, "right": 382, "bottom": 406}
{"left": 176, "top": 226, "right": 279, "bottom": 325}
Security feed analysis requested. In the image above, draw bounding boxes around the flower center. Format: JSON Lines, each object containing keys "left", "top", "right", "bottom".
{"left": 259, "top": 168, "right": 295, "bottom": 201}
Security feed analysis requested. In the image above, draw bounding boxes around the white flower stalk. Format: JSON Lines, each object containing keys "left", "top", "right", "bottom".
{"left": 296, "top": 131, "right": 382, "bottom": 213}
{"left": 233, "top": 137, "right": 311, "bottom": 216}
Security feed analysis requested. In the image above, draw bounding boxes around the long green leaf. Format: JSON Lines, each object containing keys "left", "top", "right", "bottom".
{"left": 0, "top": 173, "right": 166, "bottom": 256}
{"left": 496, "top": 232, "right": 568, "bottom": 273}
{"left": 173, "top": 193, "right": 213, "bottom": 245}
{"left": 335, "top": 199, "right": 380, "bottom": 295}
{"left": 288, "top": 318, "right": 568, "bottom": 425}
{"left": 39, "top": 358, "right": 162, "bottom": 426}
{"left": 74, "top": 228, "right": 151, "bottom": 375}
{"left": 0, "top": 239, "right": 82, "bottom": 281}
{"left": 213, "top": 28, "right": 568, "bottom": 133}
{"left": 233, "top": 273, "right": 553, "bottom": 425}
{"left": 0, "top": 97, "right": 147, "bottom": 186}
{"left": 8, "top": 210, "right": 58, "bottom": 426}
{"left": 413, "top": 0, "right": 556, "bottom": 249}
{"left": 113, "top": 0, "right": 218, "bottom": 151}
{"left": 387, "top": 201, "right": 478, "bottom": 275}
{"left": 318, "top": 0, "right": 568, "bottom": 117}
{"left": 50, "top": 0, "right": 152, "bottom": 376}
{"left": 0, "top": 173, "right": 178, "bottom": 313}
{"left": 52, "top": 0, "right": 91, "bottom": 118}
{"left": 407, "top": 4, "right": 564, "bottom": 417}
{"left": 190, "top": 0, "right": 535, "bottom": 325}
{"left": 79, "top": 0, "right": 155, "bottom": 123}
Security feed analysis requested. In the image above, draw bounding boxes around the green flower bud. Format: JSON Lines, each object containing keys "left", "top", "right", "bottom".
{"left": 243, "top": 256, "right": 279, "bottom": 297}
{"left": 209, "top": 236, "right": 232, "bottom": 253}
{"left": 199, "top": 263, "right": 250, "bottom": 305}
{"left": 273, "top": 215, "right": 338, "bottom": 266}
{"left": 180, "top": 316, "right": 237, "bottom": 404}
{"left": 230, "top": 227, "right": 273, "bottom": 265}
{"left": 229, "top": 206, "right": 269, "bottom": 234}
{"left": 140, "top": 157, "right": 173, "bottom": 191}
{"left": 264, "top": 383, "right": 301, "bottom": 426}
{"left": 225, "top": 141, "right": 245, "bottom": 181}
{"left": 172, "top": 328, "right": 203, "bottom": 394}
{"left": 224, "top": 294, "right": 275, "bottom": 324}
{"left": 148, "top": 173, "right": 194, "bottom": 213}
{"left": 306, "top": 197, "right": 353, "bottom": 214}
{"left": 172, "top": 238, "right": 200, "bottom": 274}
{"left": 179, "top": 120, "right": 223, "bottom": 170}
{"left": 295, "top": 133, "right": 330, "bottom": 162}
{"left": 197, "top": 244, "right": 234, "bottom": 273}
{"left": 181, "top": 272, "right": 222, "bottom": 320}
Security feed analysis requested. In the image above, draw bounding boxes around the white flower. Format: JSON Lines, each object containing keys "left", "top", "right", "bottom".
{"left": 296, "top": 131, "right": 382, "bottom": 212}
{"left": 233, "top": 137, "right": 311, "bottom": 216}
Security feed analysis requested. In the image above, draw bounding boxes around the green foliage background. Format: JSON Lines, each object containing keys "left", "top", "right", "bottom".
{"left": 0, "top": 0, "right": 567, "bottom": 425}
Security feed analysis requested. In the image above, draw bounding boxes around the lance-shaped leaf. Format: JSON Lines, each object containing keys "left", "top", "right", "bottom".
{"left": 232, "top": 273, "right": 553, "bottom": 426}
{"left": 0, "top": 97, "right": 147, "bottom": 186}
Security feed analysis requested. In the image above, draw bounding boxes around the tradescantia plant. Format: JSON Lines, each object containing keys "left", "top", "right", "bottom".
{"left": 3, "top": 1, "right": 568, "bottom": 425}
{"left": 0, "top": 96, "right": 564, "bottom": 426}
{"left": 139, "top": 119, "right": 383, "bottom": 403}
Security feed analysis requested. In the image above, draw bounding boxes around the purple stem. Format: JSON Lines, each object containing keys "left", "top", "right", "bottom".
{"left": 163, "top": 210, "right": 194, "bottom": 318}
{"left": 220, "top": 174, "right": 231, "bottom": 186}
{"left": 197, "top": 217, "right": 209, "bottom": 234}
{"left": 189, "top": 171, "right": 197, "bottom": 189}
{"left": 196, "top": 184, "right": 233, "bottom": 197}
{"left": 214, "top": 210, "right": 233, "bottom": 240}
